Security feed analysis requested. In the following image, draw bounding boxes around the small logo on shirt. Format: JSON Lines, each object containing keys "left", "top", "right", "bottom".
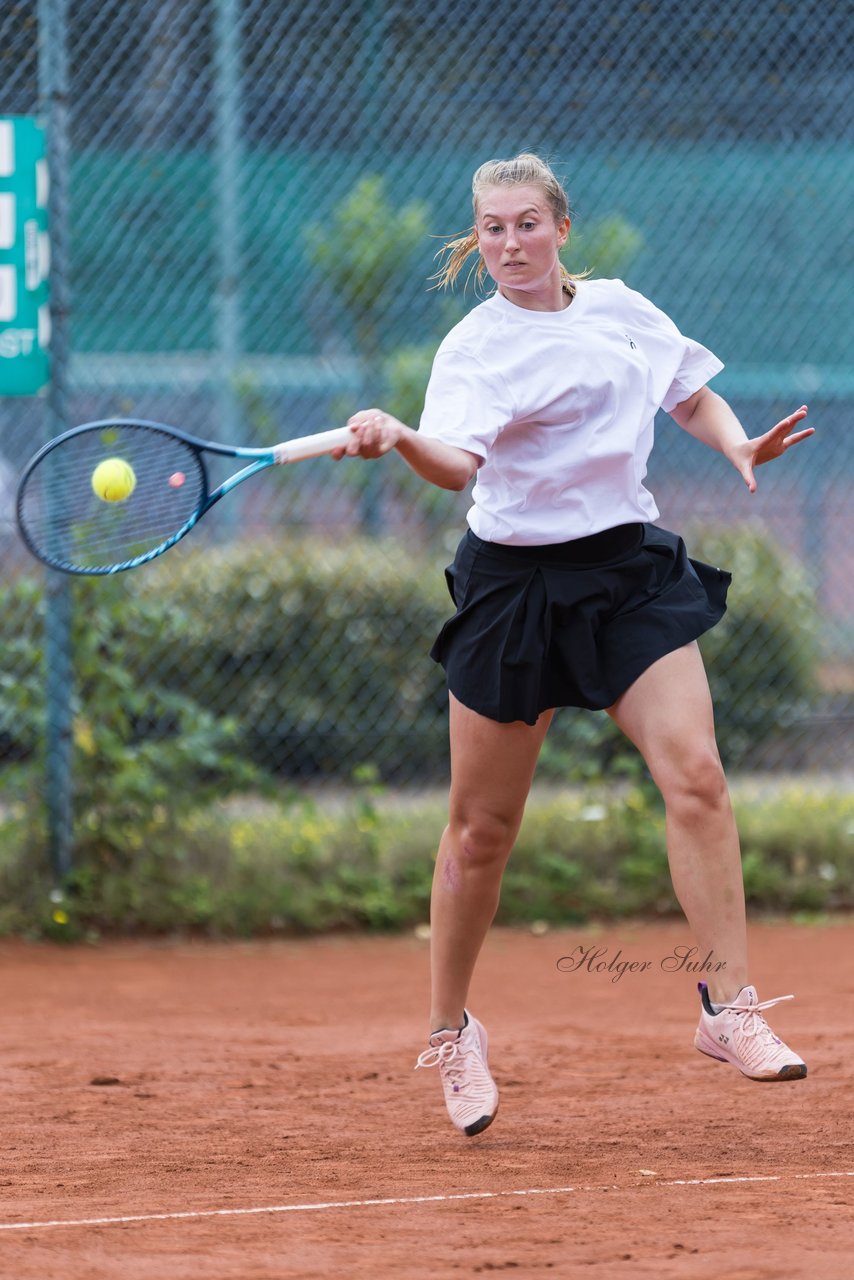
{"left": 625, "top": 334, "right": 637, "bottom": 349}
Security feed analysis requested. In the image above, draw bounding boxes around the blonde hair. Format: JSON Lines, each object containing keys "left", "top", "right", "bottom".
{"left": 431, "top": 153, "right": 588, "bottom": 292}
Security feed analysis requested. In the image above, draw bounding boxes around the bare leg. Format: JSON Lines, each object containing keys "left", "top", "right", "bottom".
{"left": 607, "top": 642, "right": 747, "bottom": 1002}
{"left": 429, "top": 694, "right": 553, "bottom": 1032}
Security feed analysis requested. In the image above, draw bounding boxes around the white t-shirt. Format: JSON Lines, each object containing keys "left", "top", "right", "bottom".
{"left": 418, "top": 277, "right": 724, "bottom": 545}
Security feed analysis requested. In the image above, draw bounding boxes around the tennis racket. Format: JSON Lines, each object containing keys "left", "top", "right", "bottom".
{"left": 16, "top": 418, "right": 352, "bottom": 576}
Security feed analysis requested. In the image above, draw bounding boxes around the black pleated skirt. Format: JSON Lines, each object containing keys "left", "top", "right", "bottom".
{"left": 430, "top": 523, "right": 731, "bottom": 724}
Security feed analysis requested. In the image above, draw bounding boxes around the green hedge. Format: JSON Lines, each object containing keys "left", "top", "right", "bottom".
{"left": 1, "top": 782, "right": 851, "bottom": 939}
{"left": 687, "top": 525, "right": 819, "bottom": 762}
{"left": 138, "top": 536, "right": 453, "bottom": 779}
{"left": 0, "top": 524, "right": 819, "bottom": 795}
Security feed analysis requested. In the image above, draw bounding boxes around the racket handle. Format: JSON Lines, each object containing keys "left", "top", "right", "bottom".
{"left": 274, "top": 427, "right": 352, "bottom": 464}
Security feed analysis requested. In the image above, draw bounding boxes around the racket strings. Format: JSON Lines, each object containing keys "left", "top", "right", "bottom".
{"left": 17, "top": 424, "right": 206, "bottom": 572}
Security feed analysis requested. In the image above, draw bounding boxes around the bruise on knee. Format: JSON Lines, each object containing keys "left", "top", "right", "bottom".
{"left": 441, "top": 851, "right": 462, "bottom": 892}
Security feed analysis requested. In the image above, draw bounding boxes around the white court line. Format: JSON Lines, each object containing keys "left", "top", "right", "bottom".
{"left": 1, "top": 1171, "right": 852, "bottom": 1234}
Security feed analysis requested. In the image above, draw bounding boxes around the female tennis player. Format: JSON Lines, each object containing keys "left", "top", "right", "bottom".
{"left": 340, "top": 153, "right": 814, "bottom": 1136}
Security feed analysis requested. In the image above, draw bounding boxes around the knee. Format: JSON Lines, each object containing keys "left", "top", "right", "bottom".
{"left": 659, "top": 743, "right": 730, "bottom": 817}
{"left": 449, "top": 806, "right": 520, "bottom": 871}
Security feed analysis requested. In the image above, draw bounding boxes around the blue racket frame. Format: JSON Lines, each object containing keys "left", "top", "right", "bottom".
{"left": 16, "top": 417, "right": 352, "bottom": 575}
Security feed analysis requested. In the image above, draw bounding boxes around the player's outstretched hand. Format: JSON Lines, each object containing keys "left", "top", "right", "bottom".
{"left": 732, "top": 405, "right": 814, "bottom": 493}
{"left": 333, "top": 408, "right": 405, "bottom": 459}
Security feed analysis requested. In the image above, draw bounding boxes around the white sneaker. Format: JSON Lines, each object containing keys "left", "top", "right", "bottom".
{"left": 694, "top": 982, "right": 807, "bottom": 1081}
{"left": 415, "top": 1010, "right": 499, "bottom": 1135}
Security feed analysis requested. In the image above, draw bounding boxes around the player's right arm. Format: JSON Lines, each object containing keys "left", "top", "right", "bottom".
{"left": 341, "top": 409, "right": 480, "bottom": 492}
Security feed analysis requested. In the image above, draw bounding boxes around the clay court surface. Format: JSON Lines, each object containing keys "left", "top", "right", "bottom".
{"left": 1, "top": 919, "right": 852, "bottom": 1279}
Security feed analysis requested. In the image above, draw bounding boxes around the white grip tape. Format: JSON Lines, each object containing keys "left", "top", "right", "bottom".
{"left": 274, "top": 427, "right": 352, "bottom": 464}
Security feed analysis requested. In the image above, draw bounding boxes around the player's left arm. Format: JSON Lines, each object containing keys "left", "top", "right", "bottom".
{"left": 669, "top": 385, "right": 814, "bottom": 493}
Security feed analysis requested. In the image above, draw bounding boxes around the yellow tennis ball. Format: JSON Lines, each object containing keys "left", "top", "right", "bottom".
{"left": 91, "top": 457, "right": 136, "bottom": 502}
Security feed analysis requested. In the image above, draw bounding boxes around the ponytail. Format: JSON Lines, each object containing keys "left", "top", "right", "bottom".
{"left": 430, "top": 227, "right": 485, "bottom": 292}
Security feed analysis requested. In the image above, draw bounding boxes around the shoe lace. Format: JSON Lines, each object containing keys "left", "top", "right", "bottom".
{"left": 414, "top": 1039, "right": 481, "bottom": 1096}
{"left": 414, "top": 1040, "right": 460, "bottom": 1071}
{"left": 720, "top": 993, "right": 794, "bottom": 1040}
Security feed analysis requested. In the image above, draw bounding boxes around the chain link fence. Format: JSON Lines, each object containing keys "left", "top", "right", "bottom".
{"left": 1, "top": 0, "right": 852, "bottom": 865}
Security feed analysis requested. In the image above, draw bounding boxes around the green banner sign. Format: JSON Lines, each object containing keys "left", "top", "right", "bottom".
{"left": 0, "top": 116, "right": 50, "bottom": 396}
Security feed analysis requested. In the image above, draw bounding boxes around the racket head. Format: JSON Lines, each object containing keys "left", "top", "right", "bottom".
{"left": 16, "top": 420, "right": 209, "bottom": 575}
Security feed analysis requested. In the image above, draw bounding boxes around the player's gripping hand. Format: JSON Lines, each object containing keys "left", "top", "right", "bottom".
{"left": 333, "top": 408, "right": 405, "bottom": 459}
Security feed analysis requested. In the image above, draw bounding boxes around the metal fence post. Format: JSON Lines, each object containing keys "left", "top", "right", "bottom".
{"left": 214, "top": 0, "right": 242, "bottom": 468}
{"left": 38, "top": 0, "right": 73, "bottom": 880}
